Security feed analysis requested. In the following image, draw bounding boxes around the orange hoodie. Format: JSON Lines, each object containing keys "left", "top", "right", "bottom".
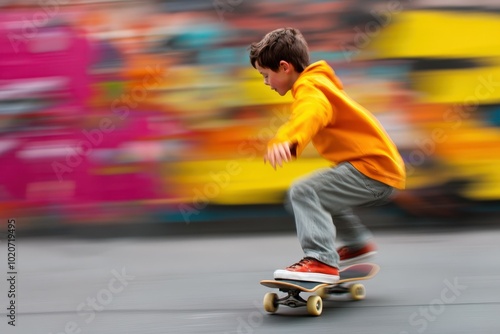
{"left": 269, "top": 61, "right": 406, "bottom": 189}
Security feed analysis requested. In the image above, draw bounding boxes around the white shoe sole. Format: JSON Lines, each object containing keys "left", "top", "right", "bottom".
{"left": 273, "top": 270, "right": 339, "bottom": 284}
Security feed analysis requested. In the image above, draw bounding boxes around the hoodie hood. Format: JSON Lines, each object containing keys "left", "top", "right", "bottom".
{"left": 292, "top": 60, "right": 344, "bottom": 95}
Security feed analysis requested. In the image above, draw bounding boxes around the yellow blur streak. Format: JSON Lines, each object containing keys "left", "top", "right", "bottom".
{"left": 172, "top": 158, "right": 331, "bottom": 204}
{"left": 411, "top": 65, "right": 500, "bottom": 104}
{"left": 370, "top": 11, "right": 500, "bottom": 59}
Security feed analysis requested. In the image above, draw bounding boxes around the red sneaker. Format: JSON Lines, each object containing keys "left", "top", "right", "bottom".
{"left": 338, "top": 241, "right": 377, "bottom": 266}
{"left": 273, "top": 258, "right": 339, "bottom": 283}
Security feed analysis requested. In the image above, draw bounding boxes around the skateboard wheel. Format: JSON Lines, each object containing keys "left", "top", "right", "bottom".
{"left": 349, "top": 283, "right": 366, "bottom": 300}
{"left": 306, "top": 295, "right": 323, "bottom": 316}
{"left": 263, "top": 293, "right": 279, "bottom": 313}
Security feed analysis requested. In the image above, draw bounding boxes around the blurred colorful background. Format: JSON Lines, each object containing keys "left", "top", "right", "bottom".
{"left": 1, "top": 0, "right": 500, "bottom": 231}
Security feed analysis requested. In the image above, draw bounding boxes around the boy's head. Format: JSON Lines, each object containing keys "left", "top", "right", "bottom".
{"left": 249, "top": 28, "right": 309, "bottom": 96}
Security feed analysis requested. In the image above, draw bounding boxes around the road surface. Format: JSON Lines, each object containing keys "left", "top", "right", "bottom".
{"left": 1, "top": 226, "right": 499, "bottom": 333}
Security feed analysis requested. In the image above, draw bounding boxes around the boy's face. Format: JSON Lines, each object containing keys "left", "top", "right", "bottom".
{"left": 255, "top": 61, "right": 296, "bottom": 96}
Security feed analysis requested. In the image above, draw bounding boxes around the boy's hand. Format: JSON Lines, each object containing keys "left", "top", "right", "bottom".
{"left": 264, "top": 142, "right": 292, "bottom": 170}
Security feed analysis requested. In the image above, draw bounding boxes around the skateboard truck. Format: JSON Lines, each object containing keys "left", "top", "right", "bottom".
{"left": 277, "top": 290, "right": 307, "bottom": 308}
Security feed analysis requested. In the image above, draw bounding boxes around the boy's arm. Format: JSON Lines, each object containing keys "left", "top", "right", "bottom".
{"left": 266, "top": 83, "right": 334, "bottom": 164}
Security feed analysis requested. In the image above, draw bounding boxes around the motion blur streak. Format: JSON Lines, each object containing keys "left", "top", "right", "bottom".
{"left": 0, "top": 0, "right": 499, "bottom": 228}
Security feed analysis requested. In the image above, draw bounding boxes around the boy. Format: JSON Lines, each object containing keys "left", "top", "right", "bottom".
{"left": 249, "top": 28, "right": 405, "bottom": 284}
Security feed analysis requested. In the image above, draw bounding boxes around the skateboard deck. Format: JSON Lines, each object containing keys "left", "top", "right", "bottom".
{"left": 260, "top": 263, "right": 379, "bottom": 316}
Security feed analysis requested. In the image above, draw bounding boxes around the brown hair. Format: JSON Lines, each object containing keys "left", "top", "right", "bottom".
{"left": 249, "top": 28, "right": 309, "bottom": 73}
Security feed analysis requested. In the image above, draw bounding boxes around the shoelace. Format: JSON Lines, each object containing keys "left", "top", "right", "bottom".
{"left": 288, "top": 258, "right": 314, "bottom": 269}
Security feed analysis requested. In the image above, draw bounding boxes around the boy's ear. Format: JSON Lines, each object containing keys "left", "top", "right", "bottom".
{"left": 279, "top": 60, "right": 293, "bottom": 73}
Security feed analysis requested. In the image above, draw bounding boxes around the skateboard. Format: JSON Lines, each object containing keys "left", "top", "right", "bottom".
{"left": 260, "top": 263, "right": 379, "bottom": 316}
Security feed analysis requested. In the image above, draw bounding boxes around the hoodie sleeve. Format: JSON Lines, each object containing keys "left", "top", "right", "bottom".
{"left": 268, "top": 82, "right": 335, "bottom": 157}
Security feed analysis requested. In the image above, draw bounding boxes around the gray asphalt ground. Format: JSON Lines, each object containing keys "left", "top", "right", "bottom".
{"left": 1, "top": 226, "right": 500, "bottom": 334}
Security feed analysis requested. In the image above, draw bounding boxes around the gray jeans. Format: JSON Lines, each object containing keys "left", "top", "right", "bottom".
{"left": 285, "top": 162, "right": 394, "bottom": 268}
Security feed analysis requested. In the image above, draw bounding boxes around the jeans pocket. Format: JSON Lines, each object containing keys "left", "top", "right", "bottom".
{"left": 362, "top": 176, "right": 393, "bottom": 200}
